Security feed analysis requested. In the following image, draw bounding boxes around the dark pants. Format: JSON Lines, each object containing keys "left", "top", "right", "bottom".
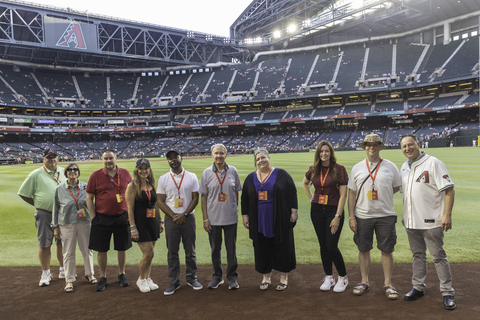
{"left": 165, "top": 214, "right": 198, "bottom": 285}
{"left": 311, "top": 203, "right": 346, "bottom": 276}
{"left": 89, "top": 212, "right": 132, "bottom": 252}
{"left": 254, "top": 229, "right": 296, "bottom": 274}
{"left": 208, "top": 224, "right": 238, "bottom": 281}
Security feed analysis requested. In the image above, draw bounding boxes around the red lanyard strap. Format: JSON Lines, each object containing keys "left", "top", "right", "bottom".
{"left": 257, "top": 167, "right": 272, "bottom": 189}
{"left": 320, "top": 167, "right": 330, "bottom": 190}
{"left": 141, "top": 183, "right": 152, "bottom": 204}
{"left": 366, "top": 158, "right": 382, "bottom": 188}
{"left": 170, "top": 171, "right": 185, "bottom": 198}
{"left": 43, "top": 166, "right": 60, "bottom": 185}
{"left": 68, "top": 186, "right": 80, "bottom": 208}
{"left": 214, "top": 169, "right": 227, "bottom": 192}
{"left": 103, "top": 168, "right": 121, "bottom": 193}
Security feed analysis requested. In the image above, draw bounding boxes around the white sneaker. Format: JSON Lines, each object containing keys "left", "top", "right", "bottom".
{"left": 58, "top": 270, "right": 66, "bottom": 279}
{"left": 146, "top": 278, "right": 159, "bottom": 291}
{"left": 39, "top": 273, "right": 52, "bottom": 287}
{"left": 320, "top": 275, "right": 335, "bottom": 291}
{"left": 136, "top": 278, "right": 151, "bottom": 293}
{"left": 333, "top": 276, "right": 349, "bottom": 293}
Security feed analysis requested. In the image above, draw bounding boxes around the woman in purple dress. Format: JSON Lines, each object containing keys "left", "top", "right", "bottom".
{"left": 241, "top": 148, "right": 298, "bottom": 291}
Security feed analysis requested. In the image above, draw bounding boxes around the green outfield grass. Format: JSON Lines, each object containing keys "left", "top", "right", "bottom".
{"left": 1, "top": 147, "right": 479, "bottom": 267}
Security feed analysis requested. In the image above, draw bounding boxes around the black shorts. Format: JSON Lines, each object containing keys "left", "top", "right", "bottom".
{"left": 89, "top": 212, "right": 132, "bottom": 252}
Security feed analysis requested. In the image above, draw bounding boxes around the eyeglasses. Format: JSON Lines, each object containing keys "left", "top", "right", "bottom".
{"left": 66, "top": 168, "right": 79, "bottom": 172}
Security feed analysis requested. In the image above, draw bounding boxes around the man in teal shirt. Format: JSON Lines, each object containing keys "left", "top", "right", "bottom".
{"left": 18, "top": 148, "right": 66, "bottom": 287}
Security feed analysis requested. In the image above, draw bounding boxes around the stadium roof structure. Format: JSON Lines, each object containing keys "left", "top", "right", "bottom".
{"left": 230, "top": 0, "right": 480, "bottom": 49}
{"left": 0, "top": 0, "right": 240, "bottom": 69}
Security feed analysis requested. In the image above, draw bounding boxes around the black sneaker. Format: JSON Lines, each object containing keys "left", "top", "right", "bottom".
{"left": 118, "top": 273, "right": 130, "bottom": 287}
{"left": 95, "top": 277, "right": 108, "bottom": 291}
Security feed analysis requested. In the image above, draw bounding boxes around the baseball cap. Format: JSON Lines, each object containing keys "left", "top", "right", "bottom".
{"left": 165, "top": 148, "right": 181, "bottom": 158}
{"left": 43, "top": 148, "right": 57, "bottom": 157}
{"left": 135, "top": 158, "right": 151, "bottom": 168}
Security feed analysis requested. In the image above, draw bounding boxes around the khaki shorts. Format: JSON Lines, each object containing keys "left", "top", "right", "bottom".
{"left": 353, "top": 215, "right": 397, "bottom": 253}
{"left": 34, "top": 209, "right": 61, "bottom": 248}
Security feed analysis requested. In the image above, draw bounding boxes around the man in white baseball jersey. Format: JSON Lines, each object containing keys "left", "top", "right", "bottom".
{"left": 400, "top": 133, "right": 456, "bottom": 310}
{"left": 348, "top": 134, "right": 401, "bottom": 300}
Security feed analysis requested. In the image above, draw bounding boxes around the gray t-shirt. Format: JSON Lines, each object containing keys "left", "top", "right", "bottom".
{"left": 199, "top": 163, "right": 242, "bottom": 226}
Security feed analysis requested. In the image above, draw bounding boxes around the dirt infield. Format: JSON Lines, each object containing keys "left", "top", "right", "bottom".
{"left": 1, "top": 263, "right": 478, "bottom": 320}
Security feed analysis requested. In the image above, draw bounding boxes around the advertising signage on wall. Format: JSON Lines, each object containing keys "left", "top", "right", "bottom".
{"left": 44, "top": 16, "right": 98, "bottom": 53}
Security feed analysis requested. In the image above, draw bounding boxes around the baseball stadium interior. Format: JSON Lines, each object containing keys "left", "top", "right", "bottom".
{"left": 0, "top": 0, "right": 479, "bottom": 164}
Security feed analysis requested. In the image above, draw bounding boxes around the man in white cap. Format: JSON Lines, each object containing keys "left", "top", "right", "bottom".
{"left": 347, "top": 134, "right": 401, "bottom": 300}
{"left": 399, "top": 133, "right": 456, "bottom": 310}
{"left": 18, "top": 148, "right": 66, "bottom": 286}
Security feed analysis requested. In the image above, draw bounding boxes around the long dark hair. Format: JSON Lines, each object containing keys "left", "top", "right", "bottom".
{"left": 309, "top": 140, "right": 340, "bottom": 186}
{"left": 132, "top": 167, "right": 156, "bottom": 200}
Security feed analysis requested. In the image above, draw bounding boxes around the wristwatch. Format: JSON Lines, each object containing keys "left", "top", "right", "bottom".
{"left": 184, "top": 212, "right": 188, "bottom": 216}
{"left": 335, "top": 214, "right": 342, "bottom": 218}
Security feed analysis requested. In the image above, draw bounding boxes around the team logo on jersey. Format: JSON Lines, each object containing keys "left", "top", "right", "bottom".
{"left": 56, "top": 23, "right": 87, "bottom": 50}
{"left": 442, "top": 174, "right": 452, "bottom": 183}
{"left": 415, "top": 171, "right": 429, "bottom": 183}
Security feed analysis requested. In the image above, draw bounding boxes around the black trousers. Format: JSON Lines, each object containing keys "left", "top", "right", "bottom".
{"left": 253, "top": 228, "right": 296, "bottom": 274}
{"left": 310, "top": 203, "right": 346, "bottom": 276}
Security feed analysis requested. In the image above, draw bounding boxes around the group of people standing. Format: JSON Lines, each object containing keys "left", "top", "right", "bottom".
{"left": 18, "top": 133, "right": 456, "bottom": 310}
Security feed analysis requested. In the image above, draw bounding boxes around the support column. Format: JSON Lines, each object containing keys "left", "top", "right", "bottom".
{"left": 443, "top": 22, "right": 451, "bottom": 45}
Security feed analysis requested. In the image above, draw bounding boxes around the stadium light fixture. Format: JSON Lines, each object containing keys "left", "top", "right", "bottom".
{"left": 303, "top": 19, "right": 311, "bottom": 28}
{"left": 255, "top": 37, "right": 262, "bottom": 44}
{"left": 273, "top": 30, "right": 281, "bottom": 39}
{"left": 288, "top": 24, "right": 296, "bottom": 34}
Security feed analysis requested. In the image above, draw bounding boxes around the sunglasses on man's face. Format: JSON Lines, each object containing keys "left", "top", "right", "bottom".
{"left": 67, "top": 168, "right": 79, "bottom": 172}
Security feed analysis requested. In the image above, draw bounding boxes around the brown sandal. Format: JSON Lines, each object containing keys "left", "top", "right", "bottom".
{"left": 353, "top": 283, "right": 370, "bottom": 296}
{"left": 383, "top": 286, "right": 399, "bottom": 300}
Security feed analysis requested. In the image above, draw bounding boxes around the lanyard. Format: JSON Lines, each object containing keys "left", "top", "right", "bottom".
{"left": 68, "top": 186, "right": 80, "bottom": 209}
{"left": 170, "top": 170, "right": 185, "bottom": 198}
{"left": 320, "top": 166, "right": 330, "bottom": 190}
{"left": 141, "top": 183, "right": 151, "bottom": 205}
{"left": 103, "top": 168, "right": 121, "bottom": 193}
{"left": 214, "top": 169, "right": 227, "bottom": 193}
{"left": 43, "top": 166, "right": 60, "bottom": 185}
{"left": 257, "top": 167, "right": 272, "bottom": 190}
{"left": 366, "top": 158, "right": 382, "bottom": 189}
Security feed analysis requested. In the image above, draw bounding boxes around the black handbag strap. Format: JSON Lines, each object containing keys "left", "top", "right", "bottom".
{"left": 355, "top": 162, "right": 379, "bottom": 205}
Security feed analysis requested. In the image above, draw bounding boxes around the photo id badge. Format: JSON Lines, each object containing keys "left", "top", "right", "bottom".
{"left": 175, "top": 198, "right": 184, "bottom": 207}
{"left": 116, "top": 193, "right": 125, "bottom": 203}
{"left": 146, "top": 208, "right": 155, "bottom": 218}
{"left": 76, "top": 208, "right": 86, "bottom": 219}
{"left": 258, "top": 191, "right": 267, "bottom": 201}
{"left": 318, "top": 194, "right": 328, "bottom": 205}
{"left": 368, "top": 190, "right": 378, "bottom": 201}
{"left": 218, "top": 193, "right": 227, "bottom": 202}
